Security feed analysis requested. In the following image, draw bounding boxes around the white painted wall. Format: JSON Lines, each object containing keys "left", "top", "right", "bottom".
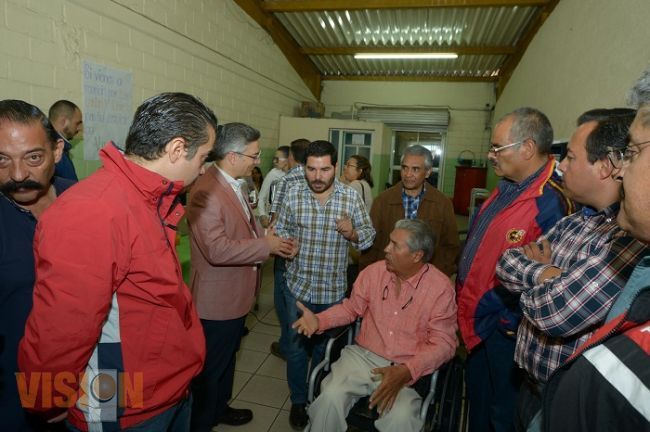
{"left": 0, "top": 0, "right": 313, "bottom": 177}
{"left": 495, "top": 0, "right": 650, "bottom": 141}
{"left": 321, "top": 81, "right": 495, "bottom": 195}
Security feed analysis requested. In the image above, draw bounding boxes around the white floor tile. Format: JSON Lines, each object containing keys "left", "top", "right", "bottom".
{"left": 232, "top": 371, "right": 252, "bottom": 399}
{"left": 251, "top": 322, "right": 281, "bottom": 337}
{"left": 240, "top": 330, "right": 277, "bottom": 353}
{"left": 268, "top": 409, "right": 297, "bottom": 432}
{"left": 256, "top": 353, "right": 287, "bottom": 380}
{"left": 236, "top": 349, "right": 268, "bottom": 374}
{"left": 238, "top": 375, "right": 290, "bottom": 409}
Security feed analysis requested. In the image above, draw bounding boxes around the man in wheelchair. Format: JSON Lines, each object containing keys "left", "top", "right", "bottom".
{"left": 293, "top": 219, "right": 458, "bottom": 431}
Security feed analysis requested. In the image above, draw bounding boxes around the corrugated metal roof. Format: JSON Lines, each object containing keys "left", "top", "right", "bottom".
{"left": 235, "top": 1, "right": 560, "bottom": 97}
{"left": 270, "top": 6, "right": 541, "bottom": 80}
{"left": 276, "top": 7, "right": 537, "bottom": 48}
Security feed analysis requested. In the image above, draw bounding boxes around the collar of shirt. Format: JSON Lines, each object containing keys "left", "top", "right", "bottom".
{"left": 580, "top": 202, "right": 620, "bottom": 220}
{"left": 384, "top": 263, "right": 431, "bottom": 298}
{"left": 498, "top": 162, "right": 547, "bottom": 194}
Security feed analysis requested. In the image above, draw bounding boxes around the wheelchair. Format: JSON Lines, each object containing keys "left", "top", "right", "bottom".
{"left": 307, "top": 324, "right": 469, "bottom": 432}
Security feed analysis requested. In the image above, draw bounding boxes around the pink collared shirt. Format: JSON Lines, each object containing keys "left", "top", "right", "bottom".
{"left": 317, "top": 260, "right": 458, "bottom": 383}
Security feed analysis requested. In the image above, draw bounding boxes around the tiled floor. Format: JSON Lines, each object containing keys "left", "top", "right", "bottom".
{"left": 213, "top": 260, "right": 295, "bottom": 432}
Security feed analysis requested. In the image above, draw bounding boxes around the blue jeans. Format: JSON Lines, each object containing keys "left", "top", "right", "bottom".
{"left": 466, "top": 330, "right": 521, "bottom": 432}
{"left": 274, "top": 257, "right": 289, "bottom": 355}
{"left": 283, "top": 289, "right": 339, "bottom": 405}
{"left": 66, "top": 396, "right": 191, "bottom": 432}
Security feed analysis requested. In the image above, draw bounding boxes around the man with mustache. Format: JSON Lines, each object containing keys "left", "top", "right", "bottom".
{"left": 457, "top": 107, "right": 573, "bottom": 432}
{"left": 0, "top": 99, "right": 74, "bottom": 431}
{"left": 496, "top": 109, "right": 648, "bottom": 431}
{"left": 542, "top": 69, "right": 650, "bottom": 432}
{"left": 274, "top": 140, "right": 375, "bottom": 430}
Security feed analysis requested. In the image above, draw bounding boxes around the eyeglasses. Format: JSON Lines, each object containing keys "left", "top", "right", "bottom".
{"left": 345, "top": 162, "right": 359, "bottom": 169}
{"left": 608, "top": 140, "right": 650, "bottom": 169}
{"left": 488, "top": 140, "right": 525, "bottom": 155}
{"left": 381, "top": 266, "right": 429, "bottom": 310}
{"left": 234, "top": 151, "right": 261, "bottom": 161}
{"left": 272, "top": 157, "right": 287, "bottom": 162}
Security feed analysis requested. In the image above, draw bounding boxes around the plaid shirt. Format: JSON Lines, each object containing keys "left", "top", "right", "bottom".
{"left": 269, "top": 165, "right": 304, "bottom": 215}
{"left": 275, "top": 179, "right": 375, "bottom": 304}
{"left": 497, "top": 204, "right": 650, "bottom": 382}
{"left": 401, "top": 185, "right": 426, "bottom": 219}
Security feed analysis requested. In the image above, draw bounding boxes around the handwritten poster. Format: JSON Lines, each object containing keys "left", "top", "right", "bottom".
{"left": 82, "top": 60, "right": 133, "bottom": 160}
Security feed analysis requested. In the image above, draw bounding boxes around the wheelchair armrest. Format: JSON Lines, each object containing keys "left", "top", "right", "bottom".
{"left": 307, "top": 325, "right": 354, "bottom": 403}
{"left": 420, "top": 370, "right": 439, "bottom": 420}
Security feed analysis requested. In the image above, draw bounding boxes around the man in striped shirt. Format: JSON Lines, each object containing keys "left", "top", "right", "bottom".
{"left": 497, "top": 109, "right": 650, "bottom": 431}
{"left": 275, "top": 140, "right": 375, "bottom": 430}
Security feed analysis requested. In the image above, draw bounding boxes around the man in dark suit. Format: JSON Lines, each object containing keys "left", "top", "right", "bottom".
{"left": 187, "top": 122, "right": 295, "bottom": 431}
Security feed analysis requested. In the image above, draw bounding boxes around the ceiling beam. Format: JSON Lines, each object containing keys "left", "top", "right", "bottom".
{"left": 496, "top": 0, "right": 559, "bottom": 98}
{"left": 301, "top": 46, "right": 515, "bottom": 55}
{"left": 262, "top": 0, "right": 551, "bottom": 12}
{"left": 233, "top": 0, "right": 322, "bottom": 100}
{"left": 323, "top": 75, "right": 498, "bottom": 82}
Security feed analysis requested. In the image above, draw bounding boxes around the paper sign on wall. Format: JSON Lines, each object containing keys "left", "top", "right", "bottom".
{"left": 82, "top": 60, "right": 133, "bottom": 160}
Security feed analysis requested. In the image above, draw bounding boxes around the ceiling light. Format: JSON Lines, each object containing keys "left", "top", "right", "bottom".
{"left": 354, "top": 53, "right": 458, "bottom": 60}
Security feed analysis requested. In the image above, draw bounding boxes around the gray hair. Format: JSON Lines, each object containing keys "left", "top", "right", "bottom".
{"left": 628, "top": 68, "right": 650, "bottom": 128}
{"left": 214, "top": 122, "right": 260, "bottom": 160}
{"left": 502, "top": 107, "right": 554, "bottom": 154}
{"left": 400, "top": 144, "right": 434, "bottom": 170}
{"left": 394, "top": 219, "right": 436, "bottom": 262}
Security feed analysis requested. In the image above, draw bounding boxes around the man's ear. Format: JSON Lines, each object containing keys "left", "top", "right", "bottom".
{"left": 412, "top": 249, "right": 425, "bottom": 264}
{"left": 520, "top": 138, "right": 537, "bottom": 160}
{"left": 53, "top": 138, "right": 65, "bottom": 164}
{"left": 165, "top": 137, "right": 188, "bottom": 163}
{"left": 596, "top": 158, "right": 614, "bottom": 180}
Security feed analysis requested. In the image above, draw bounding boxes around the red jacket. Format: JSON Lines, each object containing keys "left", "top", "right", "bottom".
{"left": 457, "top": 160, "right": 572, "bottom": 351}
{"left": 18, "top": 143, "right": 206, "bottom": 430}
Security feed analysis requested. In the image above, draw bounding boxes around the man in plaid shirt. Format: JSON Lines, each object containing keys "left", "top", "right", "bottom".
{"left": 275, "top": 140, "right": 375, "bottom": 430}
{"left": 496, "top": 109, "right": 650, "bottom": 431}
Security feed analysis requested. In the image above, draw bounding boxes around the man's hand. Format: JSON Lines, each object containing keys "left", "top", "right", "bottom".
{"left": 536, "top": 266, "right": 562, "bottom": 284}
{"left": 260, "top": 215, "right": 270, "bottom": 228}
{"left": 368, "top": 364, "right": 412, "bottom": 414}
{"left": 291, "top": 301, "right": 319, "bottom": 337}
{"left": 336, "top": 215, "right": 357, "bottom": 241}
{"left": 522, "top": 239, "right": 552, "bottom": 264}
{"left": 265, "top": 227, "right": 296, "bottom": 258}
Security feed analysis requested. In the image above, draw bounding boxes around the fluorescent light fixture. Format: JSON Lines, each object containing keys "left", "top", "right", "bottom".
{"left": 354, "top": 53, "right": 458, "bottom": 60}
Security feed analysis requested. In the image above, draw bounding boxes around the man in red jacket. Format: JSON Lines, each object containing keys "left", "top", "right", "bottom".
{"left": 18, "top": 93, "right": 217, "bottom": 431}
{"left": 456, "top": 107, "right": 572, "bottom": 432}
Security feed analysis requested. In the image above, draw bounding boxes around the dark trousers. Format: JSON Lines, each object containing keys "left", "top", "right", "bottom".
{"left": 466, "top": 330, "right": 522, "bottom": 432}
{"left": 190, "top": 317, "right": 246, "bottom": 432}
{"left": 515, "top": 375, "right": 544, "bottom": 432}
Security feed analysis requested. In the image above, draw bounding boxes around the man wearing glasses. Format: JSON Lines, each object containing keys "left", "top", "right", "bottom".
{"left": 542, "top": 69, "right": 650, "bottom": 432}
{"left": 186, "top": 122, "right": 295, "bottom": 431}
{"left": 496, "top": 109, "right": 648, "bottom": 431}
{"left": 457, "top": 107, "right": 573, "bottom": 432}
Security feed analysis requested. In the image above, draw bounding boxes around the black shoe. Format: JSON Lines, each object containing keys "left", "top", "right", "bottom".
{"left": 289, "top": 403, "right": 308, "bottom": 430}
{"left": 217, "top": 406, "right": 253, "bottom": 426}
{"left": 243, "top": 326, "right": 250, "bottom": 336}
{"left": 270, "top": 341, "right": 286, "bottom": 361}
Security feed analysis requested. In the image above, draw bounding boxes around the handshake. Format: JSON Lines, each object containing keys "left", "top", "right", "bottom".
{"left": 265, "top": 227, "right": 299, "bottom": 259}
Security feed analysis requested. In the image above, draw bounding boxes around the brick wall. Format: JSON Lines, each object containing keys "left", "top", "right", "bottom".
{"left": 0, "top": 0, "right": 314, "bottom": 178}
